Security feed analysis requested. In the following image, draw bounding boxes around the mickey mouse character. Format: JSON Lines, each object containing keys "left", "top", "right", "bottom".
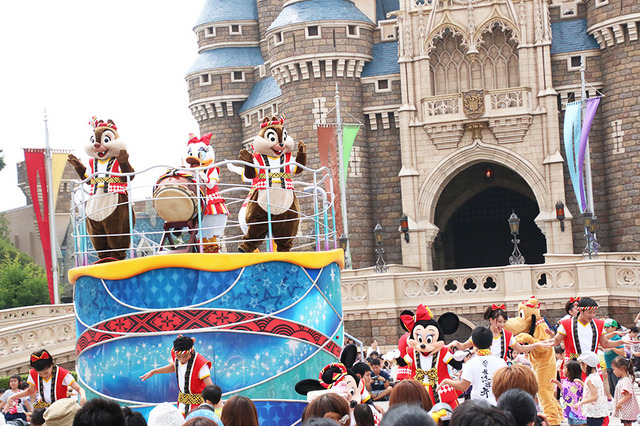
{"left": 399, "top": 304, "right": 465, "bottom": 408}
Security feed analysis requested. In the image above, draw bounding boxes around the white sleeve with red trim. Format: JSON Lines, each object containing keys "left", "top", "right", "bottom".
{"left": 557, "top": 323, "right": 567, "bottom": 336}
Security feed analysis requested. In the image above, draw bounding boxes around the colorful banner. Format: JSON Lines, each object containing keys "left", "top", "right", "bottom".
{"left": 342, "top": 125, "right": 360, "bottom": 186}
{"left": 51, "top": 153, "right": 68, "bottom": 210}
{"left": 577, "top": 97, "right": 601, "bottom": 213}
{"left": 563, "top": 101, "right": 585, "bottom": 213}
{"left": 23, "top": 149, "right": 54, "bottom": 303}
{"left": 317, "top": 125, "right": 342, "bottom": 234}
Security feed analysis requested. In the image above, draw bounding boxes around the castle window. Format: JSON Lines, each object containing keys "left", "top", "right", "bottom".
{"left": 230, "top": 24, "right": 241, "bottom": 35}
{"left": 376, "top": 79, "right": 391, "bottom": 92}
{"left": 199, "top": 74, "right": 211, "bottom": 86}
{"left": 568, "top": 55, "right": 583, "bottom": 70}
{"left": 306, "top": 25, "right": 320, "bottom": 39}
{"left": 273, "top": 31, "right": 283, "bottom": 46}
{"left": 205, "top": 26, "right": 216, "bottom": 37}
{"left": 232, "top": 71, "right": 245, "bottom": 82}
{"left": 611, "top": 120, "right": 625, "bottom": 154}
{"left": 258, "top": 64, "right": 266, "bottom": 78}
{"left": 595, "top": 0, "right": 609, "bottom": 7}
{"left": 347, "top": 25, "right": 359, "bottom": 38}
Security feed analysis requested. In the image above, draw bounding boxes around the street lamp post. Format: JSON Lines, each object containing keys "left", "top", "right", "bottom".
{"left": 373, "top": 223, "right": 388, "bottom": 273}
{"left": 508, "top": 211, "right": 525, "bottom": 265}
{"left": 339, "top": 234, "right": 349, "bottom": 263}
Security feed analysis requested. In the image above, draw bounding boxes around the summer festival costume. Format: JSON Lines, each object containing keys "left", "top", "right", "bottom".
{"left": 557, "top": 317, "right": 605, "bottom": 362}
{"left": 171, "top": 350, "right": 212, "bottom": 415}
{"left": 465, "top": 329, "right": 514, "bottom": 361}
{"left": 27, "top": 366, "right": 74, "bottom": 408}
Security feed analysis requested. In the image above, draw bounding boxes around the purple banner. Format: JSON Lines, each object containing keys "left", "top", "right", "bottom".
{"left": 577, "top": 97, "right": 601, "bottom": 212}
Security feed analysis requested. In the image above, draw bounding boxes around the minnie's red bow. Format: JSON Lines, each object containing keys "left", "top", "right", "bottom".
{"left": 491, "top": 303, "right": 505, "bottom": 311}
{"left": 401, "top": 304, "right": 434, "bottom": 331}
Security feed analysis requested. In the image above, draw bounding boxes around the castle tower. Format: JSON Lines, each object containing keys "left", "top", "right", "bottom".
{"left": 586, "top": 0, "right": 640, "bottom": 252}
{"left": 264, "top": 0, "right": 379, "bottom": 266}
{"left": 187, "top": 0, "right": 264, "bottom": 163}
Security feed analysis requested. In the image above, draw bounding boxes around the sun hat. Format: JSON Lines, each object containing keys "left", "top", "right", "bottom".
{"left": 42, "top": 398, "right": 80, "bottom": 426}
{"left": 577, "top": 351, "right": 600, "bottom": 368}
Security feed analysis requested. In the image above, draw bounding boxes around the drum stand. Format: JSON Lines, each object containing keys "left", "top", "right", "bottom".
{"left": 158, "top": 219, "right": 200, "bottom": 253}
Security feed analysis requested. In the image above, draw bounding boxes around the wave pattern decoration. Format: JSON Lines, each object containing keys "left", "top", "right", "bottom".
{"left": 72, "top": 252, "right": 343, "bottom": 425}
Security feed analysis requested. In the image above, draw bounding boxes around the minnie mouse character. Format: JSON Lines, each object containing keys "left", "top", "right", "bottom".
{"left": 400, "top": 304, "right": 465, "bottom": 407}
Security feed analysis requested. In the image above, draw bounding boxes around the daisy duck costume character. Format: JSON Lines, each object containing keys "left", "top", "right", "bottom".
{"left": 185, "top": 133, "right": 228, "bottom": 253}
{"left": 140, "top": 335, "right": 213, "bottom": 416}
{"left": 399, "top": 304, "right": 466, "bottom": 408}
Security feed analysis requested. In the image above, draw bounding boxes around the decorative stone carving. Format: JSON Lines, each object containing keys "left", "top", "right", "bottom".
{"left": 462, "top": 89, "right": 485, "bottom": 118}
{"left": 425, "top": 123, "right": 465, "bottom": 149}
{"left": 489, "top": 114, "right": 532, "bottom": 144}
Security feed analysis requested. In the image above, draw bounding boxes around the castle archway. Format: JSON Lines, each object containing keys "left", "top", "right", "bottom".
{"left": 432, "top": 163, "right": 546, "bottom": 269}
{"left": 417, "top": 141, "right": 550, "bottom": 270}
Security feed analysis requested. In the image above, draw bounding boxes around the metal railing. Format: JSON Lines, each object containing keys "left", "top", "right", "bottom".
{"left": 70, "top": 160, "right": 337, "bottom": 266}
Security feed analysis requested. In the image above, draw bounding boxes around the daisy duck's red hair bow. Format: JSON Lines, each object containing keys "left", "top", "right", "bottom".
{"left": 187, "top": 133, "right": 213, "bottom": 145}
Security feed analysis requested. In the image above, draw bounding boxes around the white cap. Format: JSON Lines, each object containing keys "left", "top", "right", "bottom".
{"left": 577, "top": 351, "right": 600, "bottom": 368}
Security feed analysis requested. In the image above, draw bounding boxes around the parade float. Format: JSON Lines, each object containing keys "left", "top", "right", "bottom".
{"left": 67, "top": 119, "right": 344, "bottom": 424}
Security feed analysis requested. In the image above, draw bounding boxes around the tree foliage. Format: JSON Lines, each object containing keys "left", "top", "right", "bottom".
{"left": 0, "top": 239, "right": 50, "bottom": 309}
{"left": 0, "top": 149, "right": 5, "bottom": 172}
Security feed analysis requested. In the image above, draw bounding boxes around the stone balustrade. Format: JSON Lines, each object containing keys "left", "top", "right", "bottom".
{"left": 0, "top": 313, "right": 76, "bottom": 376}
{"left": 342, "top": 257, "right": 640, "bottom": 321}
{"left": 0, "top": 303, "right": 74, "bottom": 328}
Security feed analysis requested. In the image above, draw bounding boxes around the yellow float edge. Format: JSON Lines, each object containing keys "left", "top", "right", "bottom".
{"left": 68, "top": 249, "right": 345, "bottom": 284}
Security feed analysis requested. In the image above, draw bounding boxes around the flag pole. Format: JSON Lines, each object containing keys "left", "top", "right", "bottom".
{"left": 335, "top": 84, "right": 352, "bottom": 269}
{"left": 44, "top": 109, "right": 60, "bottom": 304}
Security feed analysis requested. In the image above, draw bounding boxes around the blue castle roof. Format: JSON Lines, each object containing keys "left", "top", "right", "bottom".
{"left": 239, "top": 77, "right": 282, "bottom": 113}
{"left": 376, "top": 0, "right": 399, "bottom": 23}
{"left": 187, "top": 47, "right": 265, "bottom": 74}
{"left": 550, "top": 19, "right": 600, "bottom": 54}
{"left": 267, "top": 0, "right": 373, "bottom": 32}
{"left": 194, "top": 0, "right": 258, "bottom": 27}
{"left": 361, "top": 42, "right": 399, "bottom": 77}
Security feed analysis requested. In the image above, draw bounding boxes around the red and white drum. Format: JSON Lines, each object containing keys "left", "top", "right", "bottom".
{"left": 153, "top": 170, "right": 205, "bottom": 223}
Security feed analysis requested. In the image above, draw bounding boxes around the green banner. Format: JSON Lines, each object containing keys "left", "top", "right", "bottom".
{"left": 342, "top": 125, "right": 360, "bottom": 185}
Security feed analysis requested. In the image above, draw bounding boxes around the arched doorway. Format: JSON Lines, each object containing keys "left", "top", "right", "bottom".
{"left": 433, "top": 163, "right": 546, "bottom": 269}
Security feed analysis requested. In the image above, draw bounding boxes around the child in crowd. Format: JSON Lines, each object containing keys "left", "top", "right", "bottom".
{"left": 0, "top": 374, "right": 32, "bottom": 422}
{"left": 551, "top": 360, "right": 586, "bottom": 426}
{"left": 438, "top": 326, "right": 506, "bottom": 405}
{"left": 611, "top": 356, "right": 640, "bottom": 426}
{"left": 575, "top": 351, "right": 608, "bottom": 426}
{"left": 2, "top": 349, "right": 86, "bottom": 413}
{"left": 140, "top": 335, "right": 213, "bottom": 416}
{"left": 185, "top": 384, "right": 224, "bottom": 425}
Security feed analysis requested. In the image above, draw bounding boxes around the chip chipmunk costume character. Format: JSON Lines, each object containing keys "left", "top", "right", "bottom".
{"left": 399, "top": 304, "right": 465, "bottom": 408}
{"left": 67, "top": 117, "right": 135, "bottom": 262}
{"left": 185, "top": 133, "right": 228, "bottom": 253}
{"left": 504, "top": 297, "right": 563, "bottom": 425}
{"left": 237, "top": 116, "right": 306, "bottom": 253}
{"left": 140, "top": 335, "right": 213, "bottom": 416}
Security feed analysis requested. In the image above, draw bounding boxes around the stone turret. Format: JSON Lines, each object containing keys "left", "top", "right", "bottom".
{"left": 265, "top": 0, "right": 378, "bottom": 266}
{"left": 586, "top": 1, "right": 640, "bottom": 251}
{"left": 187, "top": 0, "right": 264, "bottom": 162}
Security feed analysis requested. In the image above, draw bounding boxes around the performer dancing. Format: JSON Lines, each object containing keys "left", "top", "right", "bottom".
{"left": 140, "top": 335, "right": 213, "bottom": 416}
{"left": 450, "top": 303, "right": 551, "bottom": 361}
{"left": 2, "top": 349, "right": 86, "bottom": 412}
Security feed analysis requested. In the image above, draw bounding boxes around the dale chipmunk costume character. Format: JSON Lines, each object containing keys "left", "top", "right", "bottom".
{"left": 67, "top": 117, "right": 134, "bottom": 262}
{"left": 185, "top": 133, "right": 228, "bottom": 253}
{"left": 399, "top": 304, "right": 465, "bottom": 408}
{"left": 237, "top": 116, "right": 306, "bottom": 253}
{"left": 504, "top": 297, "right": 563, "bottom": 426}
